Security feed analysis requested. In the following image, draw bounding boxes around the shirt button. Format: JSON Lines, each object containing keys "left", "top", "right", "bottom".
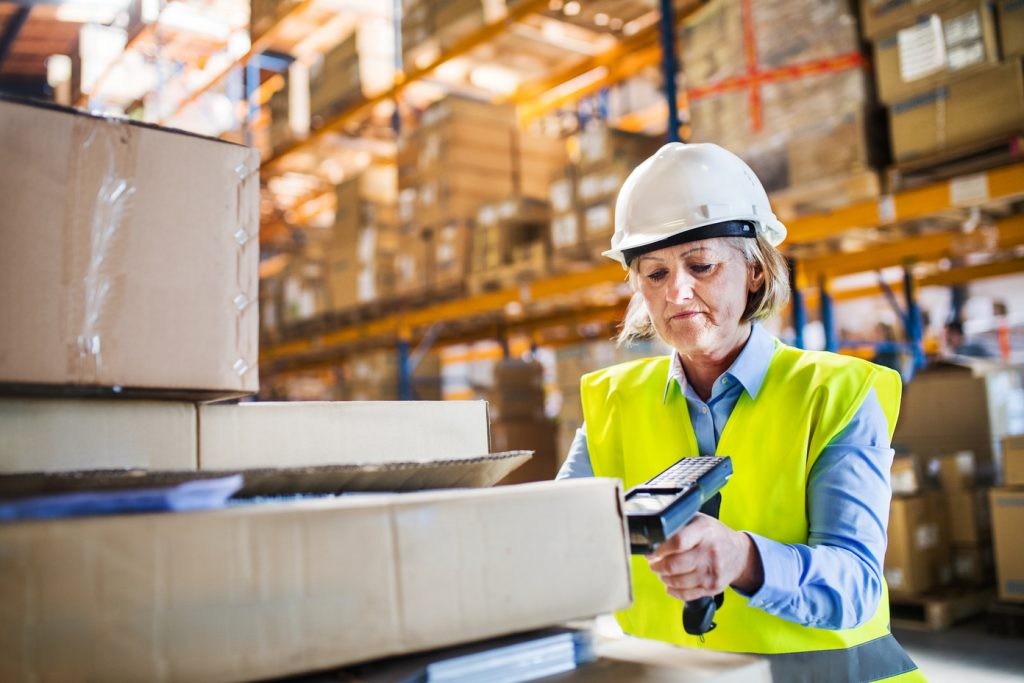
{"left": 722, "top": 377, "right": 730, "bottom": 385}
{"left": 701, "top": 407, "right": 709, "bottom": 414}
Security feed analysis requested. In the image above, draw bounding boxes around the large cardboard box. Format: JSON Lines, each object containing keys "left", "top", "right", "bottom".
{"left": 952, "top": 542, "right": 995, "bottom": 585}
{"left": 860, "top": 0, "right": 956, "bottom": 40}
{"left": 0, "top": 478, "right": 632, "bottom": 682}
{"left": 1002, "top": 434, "right": 1024, "bottom": 486}
{"left": 944, "top": 487, "right": 991, "bottom": 544}
{"left": 1000, "top": 0, "right": 1024, "bottom": 57}
{"left": 886, "top": 495, "right": 942, "bottom": 594}
{"left": 891, "top": 454, "right": 925, "bottom": 495}
{"left": 0, "top": 398, "right": 197, "bottom": 472}
{"left": 890, "top": 59, "right": 1024, "bottom": 161}
{"left": 934, "top": 451, "right": 977, "bottom": 490}
{"left": 893, "top": 363, "right": 1024, "bottom": 476}
{"left": 990, "top": 487, "right": 1024, "bottom": 602}
{"left": 0, "top": 97, "right": 260, "bottom": 397}
{"left": 872, "top": 0, "right": 1001, "bottom": 104}
{"left": 492, "top": 419, "right": 559, "bottom": 485}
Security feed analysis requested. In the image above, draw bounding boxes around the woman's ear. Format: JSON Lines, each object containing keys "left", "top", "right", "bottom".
{"left": 748, "top": 263, "right": 765, "bottom": 293}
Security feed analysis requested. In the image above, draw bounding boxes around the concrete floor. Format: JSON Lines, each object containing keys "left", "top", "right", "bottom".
{"left": 894, "top": 619, "right": 1024, "bottom": 682}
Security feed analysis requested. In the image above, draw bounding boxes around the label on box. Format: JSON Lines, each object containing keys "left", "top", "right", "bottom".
{"left": 898, "top": 15, "right": 947, "bottom": 82}
{"left": 584, "top": 205, "right": 612, "bottom": 235}
{"left": 550, "top": 178, "right": 573, "bottom": 213}
{"left": 915, "top": 523, "right": 938, "bottom": 550}
{"left": 944, "top": 10, "right": 981, "bottom": 46}
{"left": 947, "top": 41, "right": 984, "bottom": 71}
{"left": 892, "top": 470, "right": 918, "bottom": 495}
{"left": 954, "top": 553, "right": 976, "bottom": 578}
{"left": 950, "top": 173, "right": 989, "bottom": 206}
{"left": 884, "top": 567, "right": 905, "bottom": 589}
{"left": 552, "top": 214, "right": 579, "bottom": 248}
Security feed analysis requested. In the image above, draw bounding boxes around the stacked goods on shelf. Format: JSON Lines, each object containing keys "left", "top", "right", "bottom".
{"left": 991, "top": 435, "right": 1024, "bottom": 603}
{"left": 2, "top": 399, "right": 632, "bottom": 680}
{"left": 398, "top": 95, "right": 566, "bottom": 293}
{"left": 279, "top": 252, "right": 330, "bottom": 325}
{"left": 470, "top": 196, "right": 550, "bottom": 293}
{"left": 250, "top": 0, "right": 302, "bottom": 40}
{"left": 863, "top": 0, "right": 1024, "bottom": 164}
{"left": 401, "top": 0, "right": 495, "bottom": 73}
{"left": 885, "top": 479, "right": 954, "bottom": 596}
{"left": 680, "top": 0, "right": 885, "bottom": 218}
{"left": 340, "top": 348, "right": 442, "bottom": 401}
{"left": 0, "top": 96, "right": 260, "bottom": 398}
{"left": 266, "top": 76, "right": 293, "bottom": 156}
{"left": 487, "top": 360, "right": 558, "bottom": 484}
{"left": 550, "top": 124, "right": 661, "bottom": 269}
{"left": 308, "top": 21, "right": 395, "bottom": 126}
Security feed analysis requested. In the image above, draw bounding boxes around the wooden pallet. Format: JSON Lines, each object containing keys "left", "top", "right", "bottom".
{"left": 770, "top": 169, "right": 883, "bottom": 222}
{"left": 890, "top": 589, "right": 995, "bottom": 631}
{"left": 986, "top": 601, "right": 1024, "bottom": 637}
{"left": 887, "top": 133, "right": 1024, "bottom": 192}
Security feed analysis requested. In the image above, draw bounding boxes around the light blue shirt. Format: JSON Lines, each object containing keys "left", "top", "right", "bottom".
{"left": 557, "top": 324, "right": 893, "bottom": 631}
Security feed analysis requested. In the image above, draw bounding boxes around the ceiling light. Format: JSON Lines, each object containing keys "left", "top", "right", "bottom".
{"left": 563, "top": 1, "right": 581, "bottom": 17}
{"left": 594, "top": 13, "right": 609, "bottom": 26}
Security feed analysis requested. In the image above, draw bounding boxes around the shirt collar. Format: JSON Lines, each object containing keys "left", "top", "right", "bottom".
{"left": 662, "top": 323, "right": 778, "bottom": 403}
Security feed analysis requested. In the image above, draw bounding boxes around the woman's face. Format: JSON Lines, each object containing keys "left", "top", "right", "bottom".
{"left": 635, "top": 238, "right": 763, "bottom": 360}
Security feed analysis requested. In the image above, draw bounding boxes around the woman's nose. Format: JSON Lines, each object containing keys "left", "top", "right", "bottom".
{"left": 666, "top": 270, "right": 694, "bottom": 304}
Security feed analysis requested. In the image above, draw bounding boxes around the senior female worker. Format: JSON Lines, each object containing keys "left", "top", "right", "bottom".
{"left": 557, "top": 142, "right": 923, "bottom": 682}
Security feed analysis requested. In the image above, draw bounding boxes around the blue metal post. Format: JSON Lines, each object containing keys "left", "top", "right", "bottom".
{"left": 398, "top": 339, "right": 413, "bottom": 400}
{"left": 658, "top": 0, "right": 681, "bottom": 142}
{"left": 903, "top": 267, "right": 926, "bottom": 370}
{"left": 820, "top": 276, "right": 837, "bottom": 353}
{"left": 245, "top": 56, "right": 260, "bottom": 147}
{"left": 789, "top": 259, "right": 805, "bottom": 349}
{"left": 392, "top": 0, "right": 402, "bottom": 136}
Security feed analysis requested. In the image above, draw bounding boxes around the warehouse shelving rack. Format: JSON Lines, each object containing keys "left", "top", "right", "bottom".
{"left": 110, "top": 0, "right": 1023, "bottom": 386}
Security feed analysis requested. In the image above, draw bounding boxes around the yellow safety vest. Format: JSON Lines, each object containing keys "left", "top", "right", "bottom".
{"left": 581, "top": 341, "right": 925, "bottom": 682}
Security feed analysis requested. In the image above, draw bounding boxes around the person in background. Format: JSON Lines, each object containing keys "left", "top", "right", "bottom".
{"left": 944, "top": 320, "right": 996, "bottom": 359}
{"left": 557, "top": 142, "right": 923, "bottom": 682}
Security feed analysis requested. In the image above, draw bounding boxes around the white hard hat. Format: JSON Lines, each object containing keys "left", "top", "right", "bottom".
{"left": 603, "top": 142, "right": 787, "bottom": 267}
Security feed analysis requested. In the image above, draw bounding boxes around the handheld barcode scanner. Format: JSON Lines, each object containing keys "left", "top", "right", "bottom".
{"left": 622, "top": 456, "right": 733, "bottom": 636}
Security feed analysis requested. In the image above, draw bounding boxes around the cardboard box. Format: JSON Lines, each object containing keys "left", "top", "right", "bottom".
{"left": 934, "top": 451, "right": 977, "bottom": 490}
{"left": 492, "top": 419, "right": 559, "bottom": 485}
{"left": 1002, "top": 434, "right": 1024, "bottom": 486}
{"left": 892, "top": 454, "right": 924, "bottom": 495}
{"left": 0, "top": 398, "right": 197, "bottom": 473}
{"left": 890, "top": 57, "right": 1024, "bottom": 159}
{"left": 952, "top": 542, "right": 995, "bottom": 585}
{"left": 944, "top": 487, "right": 991, "bottom": 544}
{"left": 1000, "top": 0, "right": 1024, "bottom": 57}
{"left": 199, "top": 401, "right": 491, "bottom": 469}
{"left": 893, "top": 363, "right": 1024, "bottom": 474}
{"left": 861, "top": 0, "right": 961, "bottom": 40}
{"left": 873, "top": 0, "right": 1001, "bottom": 104}
{"left": 0, "top": 96, "right": 260, "bottom": 397}
{"left": 0, "top": 478, "right": 632, "bottom": 682}
{"left": 990, "top": 487, "right": 1024, "bottom": 602}
{"left": 886, "top": 495, "right": 941, "bottom": 594}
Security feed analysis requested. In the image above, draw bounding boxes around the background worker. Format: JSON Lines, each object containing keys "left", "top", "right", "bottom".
{"left": 557, "top": 142, "right": 923, "bottom": 682}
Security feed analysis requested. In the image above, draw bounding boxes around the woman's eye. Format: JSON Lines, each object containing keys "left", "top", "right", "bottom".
{"left": 690, "top": 263, "right": 714, "bottom": 274}
{"left": 644, "top": 269, "right": 668, "bottom": 282}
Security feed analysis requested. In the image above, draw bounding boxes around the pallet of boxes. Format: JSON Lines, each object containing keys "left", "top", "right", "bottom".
{"left": 680, "top": 0, "right": 887, "bottom": 219}
{"left": 862, "top": 0, "right": 1024, "bottom": 184}
{"left": 0, "top": 96, "right": 778, "bottom": 681}
{"left": 990, "top": 435, "right": 1024, "bottom": 630}
{"left": 886, "top": 451, "right": 995, "bottom": 630}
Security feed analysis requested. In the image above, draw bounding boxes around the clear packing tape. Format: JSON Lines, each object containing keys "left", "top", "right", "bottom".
{"left": 62, "top": 114, "right": 260, "bottom": 390}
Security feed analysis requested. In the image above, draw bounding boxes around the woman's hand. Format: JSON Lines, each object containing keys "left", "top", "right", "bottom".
{"left": 646, "top": 513, "right": 764, "bottom": 600}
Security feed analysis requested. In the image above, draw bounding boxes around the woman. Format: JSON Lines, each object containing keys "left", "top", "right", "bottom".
{"left": 557, "top": 142, "right": 923, "bottom": 682}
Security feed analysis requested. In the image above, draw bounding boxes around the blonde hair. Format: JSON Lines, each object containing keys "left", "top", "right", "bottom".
{"left": 616, "top": 233, "right": 790, "bottom": 346}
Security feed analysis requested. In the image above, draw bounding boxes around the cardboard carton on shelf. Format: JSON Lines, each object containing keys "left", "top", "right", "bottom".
{"left": 933, "top": 451, "right": 977, "bottom": 490}
{"left": 943, "top": 487, "right": 992, "bottom": 544}
{"left": 990, "top": 487, "right": 1024, "bottom": 602}
{"left": 0, "top": 478, "right": 631, "bottom": 682}
{"left": 1000, "top": 0, "right": 1024, "bottom": 58}
{"left": 0, "top": 96, "right": 260, "bottom": 398}
{"left": 885, "top": 494, "right": 944, "bottom": 595}
{"left": 952, "top": 542, "right": 995, "bottom": 586}
{"left": 891, "top": 454, "right": 925, "bottom": 495}
{"left": 860, "top": 0, "right": 955, "bottom": 40}
{"left": 872, "top": 0, "right": 1001, "bottom": 105}
{"left": 1001, "top": 434, "right": 1024, "bottom": 486}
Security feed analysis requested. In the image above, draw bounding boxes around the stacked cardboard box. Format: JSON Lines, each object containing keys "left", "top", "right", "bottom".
{"left": 250, "top": 0, "right": 301, "bottom": 40}
{"left": 398, "top": 95, "right": 566, "bottom": 292}
{"left": 863, "top": 0, "right": 1024, "bottom": 162}
{"left": 308, "top": 23, "right": 395, "bottom": 127}
{"left": 470, "top": 196, "right": 551, "bottom": 292}
{"left": 485, "top": 360, "right": 558, "bottom": 484}
{"left": 885, "top": 491, "right": 953, "bottom": 595}
{"left": 340, "top": 348, "right": 442, "bottom": 401}
{"left": 990, "top": 435, "right": 1024, "bottom": 603}
{"left": 551, "top": 124, "right": 660, "bottom": 268}
{"left": 0, "top": 96, "right": 260, "bottom": 397}
{"left": 401, "top": 0, "right": 488, "bottom": 74}
{"left": 932, "top": 451, "right": 995, "bottom": 586}
{"left": 266, "top": 77, "right": 293, "bottom": 156}
{"left": 680, "top": 0, "right": 883, "bottom": 212}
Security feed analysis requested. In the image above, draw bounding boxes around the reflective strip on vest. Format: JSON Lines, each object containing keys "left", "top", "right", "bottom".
{"left": 760, "top": 634, "right": 920, "bottom": 682}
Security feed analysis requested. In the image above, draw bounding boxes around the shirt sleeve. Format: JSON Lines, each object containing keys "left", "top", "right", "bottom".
{"left": 556, "top": 423, "right": 595, "bottom": 480}
{"left": 740, "top": 387, "right": 892, "bottom": 630}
